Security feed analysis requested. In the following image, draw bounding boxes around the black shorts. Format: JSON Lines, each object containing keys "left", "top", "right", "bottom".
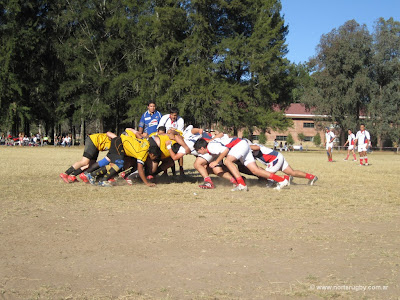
{"left": 106, "top": 137, "right": 125, "bottom": 163}
{"left": 83, "top": 136, "right": 99, "bottom": 160}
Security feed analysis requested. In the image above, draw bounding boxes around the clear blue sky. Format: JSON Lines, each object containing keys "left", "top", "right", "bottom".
{"left": 281, "top": 0, "right": 400, "bottom": 64}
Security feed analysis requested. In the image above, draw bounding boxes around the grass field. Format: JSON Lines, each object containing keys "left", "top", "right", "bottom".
{"left": 0, "top": 146, "right": 399, "bottom": 299}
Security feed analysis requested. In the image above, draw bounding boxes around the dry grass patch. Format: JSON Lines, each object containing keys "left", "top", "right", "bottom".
{"left": 0, "top": 146, "right": 399, "bottom": 299}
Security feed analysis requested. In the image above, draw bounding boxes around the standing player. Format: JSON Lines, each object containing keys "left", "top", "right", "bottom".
{"left": 343, "top": 129, "right": 357, "bottom": 161}
{"left": 138, "top": 100, "right": 162, "bottom": 138}
{"left": 325, "top": 127, "right": 335, "bottom": 162}
{"left": 354, "top": 124, "right": 371, "bottom": 166}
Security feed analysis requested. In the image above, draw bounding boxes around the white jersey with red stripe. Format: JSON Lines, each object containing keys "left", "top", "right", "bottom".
{"left": 347, "top": 133, "right": 356, "bottom": 146}
{"left": 207, "top": 137, "right": 255, "bottom": 166}
{"left": 252, "top": 146, "right": 280, "bottom": 164}
{"left": 178, "top": 125, "right": 212, "bottom": 157}
{"left": 355, "top": 130, "right": 370, "bottom": 145}
{"left": 252, "top": 144, "right": 289, "bottom": 173}
{"left": 326, "top": 131, "right": 335, "bottom": 143}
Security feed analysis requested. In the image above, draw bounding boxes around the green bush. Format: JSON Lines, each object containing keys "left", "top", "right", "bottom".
{"left": 313, "top": 133, "right": 321, "bottom": 146}
{"left": 287, "top": 133, "right": 294, "bottom": 145}
{"left": 298, "top": 133, "right": 305, "bottom": 141}
{"left": 258, "top": 133, "right": 266, "bottom": 145}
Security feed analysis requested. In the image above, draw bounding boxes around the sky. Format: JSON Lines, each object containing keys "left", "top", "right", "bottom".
{"left": 280, "top": 0, "right": 400, "bottom": 64}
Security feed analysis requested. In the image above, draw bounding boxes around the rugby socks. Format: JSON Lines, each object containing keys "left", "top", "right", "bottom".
{"left": 305, "top": 173, "right": 315, "bottom": 180}
{"left": 236, "top": 176, "right": 246, "bottom": 186}
{"left": 230, "top": 177, "right": 238, "bottom": 185}
{"left": 269, "top": 174, "right": 285, "bottom": 183}
{"left": 364, "top": 157, "right": 368, "bottom": 164}
{"left": 345, "top": 154, "right": 349, "bottom": 160}
{"left": 284, "top": 175, "right": 290, "bottom": 181}
{"left": 204, "top": 176, "right": 212, "bottom": 183}
{"left": 85, "top": 162, "right": 100, "bottom": 174}
{"left": 360, "top": 158, "right": 364, "bottom": 165}
{"left": 65, "top": 166, "right": 75, "bottom": 175}
{"left": 353, "top": 153, "right": 357, "bottom": 160}
{"left": 72, "top": 168, "right": 83, "bottom": 176}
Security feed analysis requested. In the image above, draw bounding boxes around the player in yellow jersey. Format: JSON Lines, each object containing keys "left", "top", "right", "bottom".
{"left": 86, "top": 130, "right": 159, "bottom": 187}
{"left": 146, "top": 126, "right": 190, "bottom": 179}
{"left": 59, "top": 132, "right": 116, "bottom": 183}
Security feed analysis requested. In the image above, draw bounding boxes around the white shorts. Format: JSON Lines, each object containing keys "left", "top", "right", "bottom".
{"left": 227, "top": 140, "right": 255, "bottom": 166}
{"left": 348, "top": 145, "right": 354, "bottom": 150}
{"left": 326, "top": 142, "right": 333, "bottom": 150}
{"left": 358, "top": 144, "right": 367, "bottom": 152}
{"left": 265, "top": 152, "right": 289, "bottom": 173}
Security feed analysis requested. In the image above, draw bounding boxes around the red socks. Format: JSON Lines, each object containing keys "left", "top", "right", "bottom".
{"left": 236, "top": 177, "right": 246, "bottom": 186}
{"left": 269, "top": 174, "right": 285, "bottom": 183}
{"left": 305, "top": 173, "right": 314, "bottom": 180}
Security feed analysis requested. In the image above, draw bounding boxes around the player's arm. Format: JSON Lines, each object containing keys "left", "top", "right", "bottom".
{"left": 250, "top": 145, "right": 261, "bottom": 151}
{"left": 174, "top": 135, "right": 191, "bottom": 154}
{"left": 125, "top": 128, "right": 144, "bottom": 139}
{"left": 190, "top": 127, "right": 204, "bottom": 135}
{"left": 106, "top": 131, "right": 117, "bottom": 139}
{"left": 138, "top": 115, "right": 145, "bottom": 134}
{"left": 210, "top": 132, "right": 224, "bottom": 141}
{"left": 137, "top": 162, "right": 155, "bottom": 187}
{"left": 165, "top": 139, "right": 186, "bottom": 161}
{"left": 209, "top": 147, "right": 229, "bottom": 168}
{"left": 344, "top": 140, "right": 348, "bottom": 146}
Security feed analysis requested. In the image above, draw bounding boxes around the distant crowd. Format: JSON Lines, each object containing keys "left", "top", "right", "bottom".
{"left": 0, "top": 133, "right": 73, "bottom": 147}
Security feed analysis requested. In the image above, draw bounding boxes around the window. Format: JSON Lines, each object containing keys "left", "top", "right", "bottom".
{"left": 303, "top": 122, "right": 315, "bottom": 128}
{"left": 276, "top": 135, "right": 287, "bottom": 141}
{"left": 303, "top": 136, "right": 313, "bottom": 142}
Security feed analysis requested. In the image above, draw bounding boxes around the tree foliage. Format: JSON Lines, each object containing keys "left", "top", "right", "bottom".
{"left": 1, "top": 0, "right": 294, "bottom": 136}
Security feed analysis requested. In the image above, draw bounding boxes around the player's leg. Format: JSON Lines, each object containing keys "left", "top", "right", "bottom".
{"left": 282, "top": 165, "right": 317, "bottom": 185}
{"left": 194, "top": 156, "right": 215, "bottom": 189}
{"left": 246, "top": 161, "right": 288, "bottom": 189}
{"left": 211, "top": 165, "right": 238, "bottom": 186}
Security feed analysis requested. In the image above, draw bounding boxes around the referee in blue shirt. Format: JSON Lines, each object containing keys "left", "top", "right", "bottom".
{"left": 138, "top": 100, "right": 162, "bottom": 137}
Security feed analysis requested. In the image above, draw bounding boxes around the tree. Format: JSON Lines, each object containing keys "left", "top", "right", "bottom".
{"left": 313, "top": 133, "right": 321, "bottom": 147}
{"left": 297, "top": 132, "right": 305, "bottom": 141}
{"left": 303, "top": 20, "right": 373, "bottom": 144}
{"left": 369, "top": 17, "right": 400, "bottom": 148}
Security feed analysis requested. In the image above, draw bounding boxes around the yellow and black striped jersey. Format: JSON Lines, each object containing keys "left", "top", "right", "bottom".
{"left": 120, "top": 135, "right": 149, "bottom": 164}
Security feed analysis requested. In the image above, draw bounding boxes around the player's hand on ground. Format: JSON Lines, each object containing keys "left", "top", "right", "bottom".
{"left": 146, "top": 182, "right": 156, "bottom": 187}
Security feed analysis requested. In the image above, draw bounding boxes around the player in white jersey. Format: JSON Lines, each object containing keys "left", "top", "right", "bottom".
{"left": 343, "top": 129, "right": 357, "bottom": 161}
{"left": 243, "top": 141, "right": 318, "bottom": 186}
{"left": 194, "top": 137, "right": 289, "bottom": 191}
{"left": 354, "top": 124, "right": 371, "bottom": 166}
{"left": 325, "top": 127, "right": 335, "bottom": 162}
{"left": 157, "top": 107, "right": 185, "bottom": 175}
{"left": 167, "top": 126, "right": 238, "bottom": 189}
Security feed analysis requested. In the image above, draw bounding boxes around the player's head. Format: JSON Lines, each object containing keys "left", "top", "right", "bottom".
{"left": 171, "top": 143, "right": 181, "bottom": 154}
{"left": 325, "top": 127, "right": 330, "bottom": 132}
{"left": 194, "top": 138, "right": 208, "bottom": 154}
{"left": 169, "top": 107, "right": 179, "bottom": 122}
{"left": 148, "top": 145, "right": 162, "bottom": 160}
{"left": 348, "top": 129, "right": 352, "bottom": 134}
{"left": 360, "top": 124, "right": 365, "bottom": 131}
{"left": 157, "top": 126, "right": 166, "bottom": 134}
{"left": 147, "top": 100, "right": 156, "bottom": 113}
